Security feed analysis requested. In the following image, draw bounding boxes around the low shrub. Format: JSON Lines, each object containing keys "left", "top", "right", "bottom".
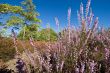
{"left": 0, "top": 37, "right": 15, "bottom": 62}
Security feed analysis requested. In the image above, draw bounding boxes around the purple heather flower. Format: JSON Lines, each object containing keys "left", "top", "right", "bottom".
{"left": 60, "top": 61, "right": 64, "bottom": 71}
{"left": 67, "top": 8, "right": 71, "bottom": 43}
{"left": 55, "top": 17, "right": 59, "bottom": 27}
{"left": 77, "top": 10, "right": 81, "bottom": 24}
{"left": 92, "top": 17, "right": 98, "bottom": 32}
{"left": 89, "top": 8, "right": 94, "bottom": 25}
{"left": 94, "top": 47, "right": 98, "bottom": 52}
{"left": 67, "top": 7, "right": 71, "bottom": 27}
{"left": 80, "top": 2, "right": 84, "bottom": 20}
{"left": 89, "top": 60, "right": 96, "bottom": 73}
{"left": 104, "top": 48, "right": 110, "bottom": 59}
{"left": 55, "top": 17, "right": 60, "bottom": 32}
{"left": 75, "top": 67, "right": 79, "bottom": 73}
{"left": 80, "top": 62, "right": 85, "bottom": 73}
{"left": 16, "top": 58, "right": 26, "bottom": 73}
{"left": 86, "top": 0, "right": 91, "bottom": 19}
{"left": 29, "top": 38, "right": 34, "bottom": 47}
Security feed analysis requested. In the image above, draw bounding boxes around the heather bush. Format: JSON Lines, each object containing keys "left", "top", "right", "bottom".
{"left": 12, "top": 0, "right": 110, "bottom": 72}
{"left": 1, "top": 0, "right": 110, "bottom": 73}
{"left": 0, "top": 37, "right": 16, "bottom": 61}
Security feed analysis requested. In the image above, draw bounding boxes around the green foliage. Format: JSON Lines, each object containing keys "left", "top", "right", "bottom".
{"left": 21, "top": 0, "right": 41, "bottom": 22}
{"left": 0, "top": 3, "right": 41, "bottom": 23}
{"left": 18, "top": 28, "right": 58, "bottom": 41}
{"left": 0, "top": 28, "right": 7, "bottom": 37}
{"left": 6, "top": 16, "right": 24, "bottom": 27}
{"left": 0, "top": 4, "right": 23, "bottom": 14}
{"left": 21, "top": 12, "right": 41, "bottom": 22}
{"left": 18, "top": 24, "right": 40, "bottom": 40}
{"left": 21, "top": 0, "right": 35, "bottom": 12}
{"left": 37, "top": 28, "right": 58, "bottom": 41}
{"left": 0, "top": 0, "right": 41, "bottom": 38}
{"left": 19, "top": 0, "right": 41, "bottom": 40}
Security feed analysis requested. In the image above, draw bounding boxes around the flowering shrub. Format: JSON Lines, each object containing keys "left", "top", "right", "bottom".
{"left": 5, "top": 0, "right": 110, "bottom": 73}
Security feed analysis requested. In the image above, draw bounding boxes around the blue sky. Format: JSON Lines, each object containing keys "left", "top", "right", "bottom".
{"left": 0, "top": 0, "right": 110, "bottom": 31}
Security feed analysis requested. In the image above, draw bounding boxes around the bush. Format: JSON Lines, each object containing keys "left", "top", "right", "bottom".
{"left": 37, "top": 28, "right": 58, "bottom": 41}
{"left": 1, "top": 0, "right": 110, "bottom": 73}
{"left": 0, "top": 37, "right": 15, "bottom": 61}
{"left": 18, "top": 28, "right": 58, "bottom": 41}
{"left": 0, "top": 59, "right": 14, "bottom": 73}
{"left": 9, "top": 0, "right": 110, "bottom": 72}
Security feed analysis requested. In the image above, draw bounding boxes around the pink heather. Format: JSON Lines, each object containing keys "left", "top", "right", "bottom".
{"left": 67, "top": 7, "right": 71, "bottom": 27}
{"left": 86, "top": 0, "right": 91, "bottom": 19}
{"left": 80, "top": 2, "right": 84, "bottom": 20}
